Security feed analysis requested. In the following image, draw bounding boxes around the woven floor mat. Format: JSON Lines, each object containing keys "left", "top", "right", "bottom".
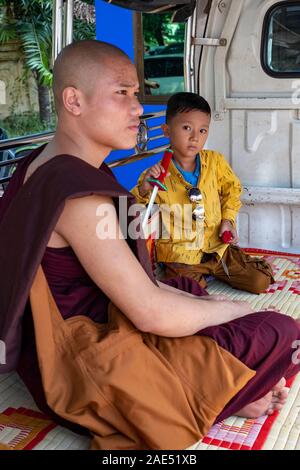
{"left": 0, "top": 373, "right": 90, "bottom": 450}
{"left": 193, "top": 249, "right": 300, "bottom": 450}
{"left": 190, "top": 374, "right": 300, "bottom": 450}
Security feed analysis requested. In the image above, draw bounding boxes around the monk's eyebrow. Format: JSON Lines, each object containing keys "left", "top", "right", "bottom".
{"left": 114, "top": 81, "right": 139, "bottom": 88}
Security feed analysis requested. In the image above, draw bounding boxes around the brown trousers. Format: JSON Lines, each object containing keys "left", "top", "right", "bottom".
{"left": 163, "top": 245, "right": 274, "bottom": 294}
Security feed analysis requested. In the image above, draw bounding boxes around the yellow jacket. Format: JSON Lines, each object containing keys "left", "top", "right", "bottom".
{"left": 131, "top": 150, "right": 242, "bottom": 265}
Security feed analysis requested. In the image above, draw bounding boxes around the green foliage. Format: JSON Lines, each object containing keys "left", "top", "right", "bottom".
{"left": 74, "top": 17, "right": 95, "bottom": 41}
{"left": 18, "top": 21, "right": 52, "bottom": 86}
{"left": 143, "top": 12, "right": 185, "bottom": 48}
{"left": 0, "top": 0, "right": 96, "bottom": 85}
{"left": 0, "top": 0, "right": 95, "bottom": 132}
{"left": 0, "top": 0, "right": 53, "bottom": 85}
{"left": 0, "top": 111, "right": 56, "bottom": 138}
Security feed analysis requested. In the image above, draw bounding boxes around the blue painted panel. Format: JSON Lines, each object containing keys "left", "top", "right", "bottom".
{"left": 95, "top": 1, "right": 168, "bottom": 190}
{"left": 95, "top": 1, "right": 134, "bottom": 60}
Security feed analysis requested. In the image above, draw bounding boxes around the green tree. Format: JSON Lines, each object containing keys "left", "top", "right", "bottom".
{"left": 143, "top": 14, "right": 167, "bottom": 47}
{"left": 0, "top": 0, "right": 95, "bottom": 126}
{"left": 143, "top": 12, "right": 185, "bottom": 49}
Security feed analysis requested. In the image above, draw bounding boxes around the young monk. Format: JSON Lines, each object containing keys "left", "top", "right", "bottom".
{"left": 0, "top": 40, "right": 299, "bottom": 450}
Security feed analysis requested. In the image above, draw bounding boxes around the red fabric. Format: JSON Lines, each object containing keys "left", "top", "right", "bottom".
{"left": 42, "top": 246, "right": 109, "bottom": 323}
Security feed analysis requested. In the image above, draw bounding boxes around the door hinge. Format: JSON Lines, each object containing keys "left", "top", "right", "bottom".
{"left": 192, "top": 37, "right": 227, "bottom": 47}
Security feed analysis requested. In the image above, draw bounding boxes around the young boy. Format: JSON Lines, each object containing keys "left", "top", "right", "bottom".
{"left": 132, "top": 92, "right": 274, "bottom": 293}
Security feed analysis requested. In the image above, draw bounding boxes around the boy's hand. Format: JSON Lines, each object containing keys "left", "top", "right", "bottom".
{"left": 219, "top": 219, "right": 239, "bottom": 245}
{"left": 139, "top": 163, "right": 170, "bottom": 197}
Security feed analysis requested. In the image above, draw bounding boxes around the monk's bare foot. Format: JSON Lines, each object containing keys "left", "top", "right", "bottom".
{"left": 236, "top": 378, "right": 289, "bottom": 419}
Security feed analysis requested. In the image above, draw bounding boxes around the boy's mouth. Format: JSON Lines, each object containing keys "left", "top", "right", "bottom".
{"left": 187, "top": 145, "right": 198, "bottom": 151}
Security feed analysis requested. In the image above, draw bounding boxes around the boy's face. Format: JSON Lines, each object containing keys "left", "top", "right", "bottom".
{"left": 162, "top": 110, "right": 210, "bottom": 160}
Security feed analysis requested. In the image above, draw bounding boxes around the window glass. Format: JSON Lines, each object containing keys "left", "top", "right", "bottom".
{"left": 263, "top": 3, "right": 300, "bottom": 76}
{"left": 142, "top": 12, "right": 185, "bottom": 97}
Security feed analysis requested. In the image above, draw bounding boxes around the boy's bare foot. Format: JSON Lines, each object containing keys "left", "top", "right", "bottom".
{"left": 236, "top": 377, "right": 289, "bottom": 419}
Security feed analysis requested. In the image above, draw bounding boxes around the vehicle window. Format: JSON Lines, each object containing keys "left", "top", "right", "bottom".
{"left": 135, "top": 11, "right": 185, "bottom": 103}
{"left": 262, "top": 2, "right": 300, "bottom": 77}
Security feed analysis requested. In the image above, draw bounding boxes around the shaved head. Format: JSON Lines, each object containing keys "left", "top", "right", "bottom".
{"left": 52, "top": 40, "right": 130, "bottom": 113}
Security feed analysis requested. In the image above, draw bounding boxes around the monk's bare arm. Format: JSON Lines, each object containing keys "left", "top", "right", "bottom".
{"left": 157, "top": 281, "right": 229, "bottom": 301}
{"left": 55, "top": 195, "right": 253, "bottom": 337}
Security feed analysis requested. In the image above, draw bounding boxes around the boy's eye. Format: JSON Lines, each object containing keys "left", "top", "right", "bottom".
{"left": 183, "top": 125, "right": 191, "bottom": 131}
{"left": 200, "top": 129, "right": 207, "bottom": 134}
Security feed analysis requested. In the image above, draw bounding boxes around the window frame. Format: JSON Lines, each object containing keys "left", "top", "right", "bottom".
{"left": 261, "top": 0, "right": 300, "bottom": 79}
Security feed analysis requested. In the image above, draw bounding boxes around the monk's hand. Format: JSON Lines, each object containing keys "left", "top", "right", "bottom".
{"left": 139, "top": 164, "right": 170, "bottom": 197}
{"left": 219, "top": 219, "right": 239, "bottom": 245}
{"left": 220, "top": 300, "right": 255, "bottom": 321}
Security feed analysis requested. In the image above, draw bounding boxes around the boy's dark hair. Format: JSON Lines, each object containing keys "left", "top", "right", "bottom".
{"left": 166, "top": 92, "right": 211, "bottom": 123}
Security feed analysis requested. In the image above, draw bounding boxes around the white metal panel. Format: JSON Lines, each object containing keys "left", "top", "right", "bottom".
{"left": 197, "top": 0, "right": 300, "bottom": 252}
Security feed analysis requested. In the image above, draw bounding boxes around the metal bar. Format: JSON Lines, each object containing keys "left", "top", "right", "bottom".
{"left": 0, "top": 107, "right": 169, "bottom": 186}
{"left": 190, "top": 6, "right": 197, "bottom": 93}
{"left": 149, "top": 125, "right": 164, "bottom": 132}
{"left": 108, "top": 144, "right": 169, "bottom": 169}
{"left": 52, "top": 0, "right": 63, "bottom": 66}
{"left": 149, "top": 5, "right": 175, "bottom": 14}
{"left": 0, "top": 144, "right": 169, "bottom": 185}
{"left": 184, "top": 15, "right": 193, "bottom": 92}
{"left": 0, "top": 155, "right": 27, "bottom": 168}
{"left": 0, "top": 132, "right": 54, "bottom": 151}
{"left": 148, "top": 134, "right": 165, "bottom": 142}
{"left": 65, "top": 0, "right": 74, "bottom": 47}
{"left": 224, "top": 97, "right": 300, "bottom": 110}
{"left": 141, "top": 110, "right": 165, "bottom": 120}
{"left": 0, "top": 110, "right": 166, "bottom": 151}
{"left": 0, "top": 128, "right": 163, "bottom": 152}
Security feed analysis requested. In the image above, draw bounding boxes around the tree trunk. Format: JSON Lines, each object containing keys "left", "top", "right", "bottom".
{"left": 37, "top": 83, "right": 51, "bottom": 126}
{"left": 155, "top": 26, "right": 165, "bottom": 46}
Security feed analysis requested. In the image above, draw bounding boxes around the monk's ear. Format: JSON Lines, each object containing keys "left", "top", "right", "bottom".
{"left": 162, "top": 124, "right": 169, "bottom": 137}
{"left": 62, "top": 86, "right": 82, "bottom": 116}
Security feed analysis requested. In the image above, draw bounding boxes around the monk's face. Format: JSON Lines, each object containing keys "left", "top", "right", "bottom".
{"left": 80, "top": 57, "right": 143, "bottom": 152}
